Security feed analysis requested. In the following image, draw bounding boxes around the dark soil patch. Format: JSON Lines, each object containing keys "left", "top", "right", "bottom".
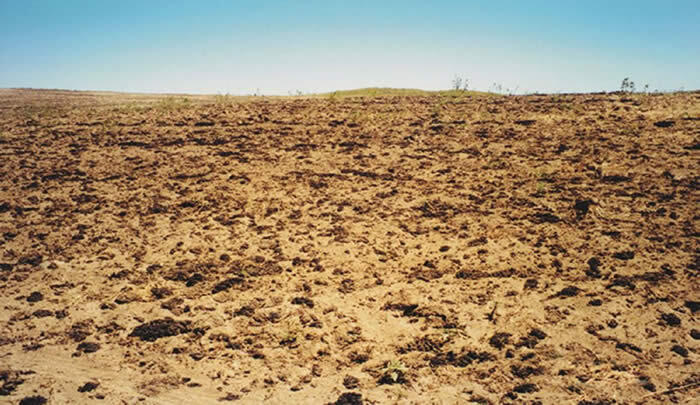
{"left": 532, "top": 212, "right": 561, "bottom": 224}
{"left": 660, "top": 313, "right": 681, "bottom": 327}
{"left": 515, "top": 329, "right": 547, "bottom": 349}
{"left": 606, "top": 275, "right": 636, "bottom": 290}
{"left": 334, "top": 392, "right": 363, "bottom": 405}
{"left": 488, "top": 332, "right": 511, "bottom": 349}
{"left": 18, "top": 255, "right": 43, "bottom": 266}
{"left": 554, "top": 286, "right": 580, "bottom": 298}
{"left": 377, "top": 370, "right": 407, "bottom": 385}
{"left": 670, "top": 345, "right": 688, "bottom": 357}
{"left": 529, "top": 328, "right": 547, "bottom": 340}
{"left": 78, "top": 382, "right": 99, "bottom": 392}
{"left": 684, "top": 300, "right": 699, "bottom": 314}
{"left": 218, "top": 393, "right": 241, "bottom": 401}
{"left": 586, "top": 257, "right": 602, "bottom": 278}
{"left": 653, "top": 120, "right": 674, "bottom": 128}
{"left": 616, "top": 342, "right": 642, "bottom": 352}
{"left": 612, "top": 251, "right": 635, "bottom": 260}
{"left": 291, "top": 297, "right": 314, "bottom": 308}
{"left": 342, "top": 375, "right": 360, "bottom": 389}
{"left": 26, "top": 291, "right": 43, "bottom": 303}
{"left": 129, "top": 318, "right": 192, "bottom": 342}
{"left": 238, "top": 261, "right": 283, "bottom": 277}
{"left": 32, "top": 309, "right": 53, "bottom": 318}
{"left": 233, "top": 306, "right": 255, "bottom": 317}
{"left": 399, "top": 335, "right": 450, "bottom": 353}
{"left": 513, "top": 383, "right": 539, "bottom": 393}
{"left": 339, "top": 278, "right": 356, "bottom": 293}
{"left": 602, "top": 175, "right": 630, "bottom": 184}
{"left": 212, "top": 277, "right": 245, "bottom": 294}
{"left": 511, "top": 364, "right": 544, "bottom": 379}
{"left": 0, "top": 370, "right": 27, "bottom": 396}
{"left": 68, "top": 321, "right": 94, "bottom": 342}
{"left": 161, "top": 297, "right": 186, "bottom": 315}
{"left": 76, "top": 342, "right": 100, "bottom": 353}
{"left": 19, "top": 396, "right": 47, "bottom": 405}
{"left": 574, "top": 199, "right": 593, "bottom": 218}
{"left": 456, "top": 268, "right": 515, "bottom": 280}
{"left": 430, "top": 350, "right": 495, "bottom": 367}
{"left": 150, "top": 287, "right": 173, "bottom": 299}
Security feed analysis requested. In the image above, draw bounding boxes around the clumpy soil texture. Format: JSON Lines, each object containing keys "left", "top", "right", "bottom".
{"left": 0, "top": 89, "right": 698, "bottom": 404}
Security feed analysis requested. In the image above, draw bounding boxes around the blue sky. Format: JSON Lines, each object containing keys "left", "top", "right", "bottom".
{"left": 1, "top": 0, "right": 698, "bottom": 94}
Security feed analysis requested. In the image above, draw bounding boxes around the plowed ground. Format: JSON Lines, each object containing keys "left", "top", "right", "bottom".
{"left": 1, "top": 89, "right": 698, "bottom": 404}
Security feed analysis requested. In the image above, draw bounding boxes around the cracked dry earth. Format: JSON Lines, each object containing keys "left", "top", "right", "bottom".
{"left": 0, "top": 89, "right": 698, "bottom": 404}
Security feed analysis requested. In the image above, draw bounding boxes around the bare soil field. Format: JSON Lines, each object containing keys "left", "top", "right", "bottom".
{"left": 0, "top": 88, "right": 698, "bottom": 404}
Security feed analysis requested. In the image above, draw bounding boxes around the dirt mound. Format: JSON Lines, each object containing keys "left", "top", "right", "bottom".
{"left": 129, "top": 319, "right": 192, "bottom": 342}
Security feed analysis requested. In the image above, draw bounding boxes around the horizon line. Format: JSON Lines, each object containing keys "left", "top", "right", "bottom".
{"left": 3, "top": 86, "right": 698, "bottom": 98}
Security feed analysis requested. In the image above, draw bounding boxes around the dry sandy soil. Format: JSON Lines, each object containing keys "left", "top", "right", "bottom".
{"left": 0, "top": 88, "right": 698, "bottom": 404}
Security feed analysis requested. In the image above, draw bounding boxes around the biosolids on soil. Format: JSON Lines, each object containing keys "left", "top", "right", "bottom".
{"left": 0, "top": 88, "right": 698, "bottom": 403}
